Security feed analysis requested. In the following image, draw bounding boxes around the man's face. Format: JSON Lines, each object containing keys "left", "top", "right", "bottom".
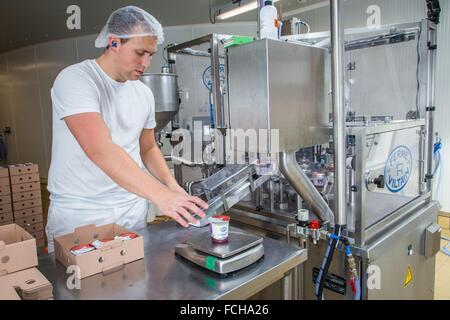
{"left": 114, "top": 36, "right": 158, "bottom": 81}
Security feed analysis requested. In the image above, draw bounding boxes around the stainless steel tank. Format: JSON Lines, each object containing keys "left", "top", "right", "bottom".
{"left": 140, "top": 73, "right": 180, "bottom": 133}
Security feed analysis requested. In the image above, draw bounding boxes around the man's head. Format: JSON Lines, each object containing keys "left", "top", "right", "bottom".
{"left": 95, "top": 6, "right": 164, "bottom": 81}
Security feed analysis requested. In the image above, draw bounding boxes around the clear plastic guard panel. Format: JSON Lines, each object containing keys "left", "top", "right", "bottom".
{"left": 192, "top": 164, "right": 251, "bottom": 201}
{"left": 363, "top": 125, "right": 421, "bottom": 228}
{"left": 285, "top": 23, "right": 422, "bottom": 122}
{"left": 347, "top": 39, "right": 419, "bottom": 121}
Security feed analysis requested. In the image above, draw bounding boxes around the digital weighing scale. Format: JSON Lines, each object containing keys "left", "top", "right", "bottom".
{"left": 175, "top": 229, "right": 264, "bottom": 275}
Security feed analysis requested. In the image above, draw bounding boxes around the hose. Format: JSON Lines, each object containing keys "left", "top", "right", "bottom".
{"left": 343, "top": 240, "right": 361, "bottom": 300}
{"left": 315, "top": 230, "right": 361, "bottom": 300}
{"left": 315, "top": 224, "right": 341, "bottom": 300}
{"left": 432, "top": 140, "right": 443, "bottom": 201}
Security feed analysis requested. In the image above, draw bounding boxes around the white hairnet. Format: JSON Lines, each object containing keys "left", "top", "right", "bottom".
{"left": 95, "top": 6, "right": 164, "bottom": 48}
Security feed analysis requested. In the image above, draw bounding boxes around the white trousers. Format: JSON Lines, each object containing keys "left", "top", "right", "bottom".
{"left": 45, "top": 198, "right": 149, "bottom": 253}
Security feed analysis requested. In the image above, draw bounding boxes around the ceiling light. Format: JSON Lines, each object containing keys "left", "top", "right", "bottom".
{"left": 214, "top": 0, "right": 280, "bottom": 20}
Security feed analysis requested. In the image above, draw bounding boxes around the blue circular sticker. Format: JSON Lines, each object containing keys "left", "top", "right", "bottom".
{"left": 384, "top": 145, "right": 413, "bottom": 193}
{"left": 202, "top": 64, "right": 226, "bottom": 92}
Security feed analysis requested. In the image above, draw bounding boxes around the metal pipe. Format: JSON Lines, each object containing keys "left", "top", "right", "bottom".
{"left": 269, "top": 179, "right": 275, "bottom": 210}
{"left": 330, "top": 0, "right": 347, "bottom": 226}
{"left": 210, "top": 34, "right": 224, "bottom": 129}
{"left": 164, "top": 155, "right": 207, "bottom": 168}
{"left": 210, "top": 33, "right": 227, "bottom": 166}
{"left": 279, "top": 152, "right": 334, "bottom": 223}
{"left": 425, "top": 22, "right": 437, "bottom": 193}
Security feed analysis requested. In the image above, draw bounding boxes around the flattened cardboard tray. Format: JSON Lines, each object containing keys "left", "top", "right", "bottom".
{"left": 11, "top": 182, "right": 40, "bottom": 194}
{"left": 0, "top": 203, "right": 12, "bottom": 215}
{"left": 12, "top": 190, "right": 41, "bottom": 203}
{"left": 8, "top": 163, "right": 39, "bottom": 176}
{"left": 0, "top": 267, "right": 53, "bottom": 300}
{"left": 0, "top": 194, "right": 12, "bottom": 205}
{"left": 0, "top": 224, "right": 38, "bottom": 276}
{"left": 10, "top": 173, "right": 40, "bottom": 185}
{"left": 13, "top": 206, "right": 43, "bottom": 220}
{"left": 54, "top": 223, "right": 144, "bottom": 279}
{"left": 0, "top": 185, "right": 11, "bottom": 196}
{"left": 0, "top": 212, "right": 14, "bottom": 225}
{"left": 0, "top": 167, "right": 8, "bottom": 178}
{"left": 0, "top": 177, "right": 9, "bottom": 187}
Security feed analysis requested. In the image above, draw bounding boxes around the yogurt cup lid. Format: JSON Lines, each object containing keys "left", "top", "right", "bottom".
{"left": 209, "top": 215, "right": 230, "bottom": 223}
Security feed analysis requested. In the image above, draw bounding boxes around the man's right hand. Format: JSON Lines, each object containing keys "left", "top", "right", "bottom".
{"left": 154, "top": 190, "right": 208, "bottom": 227}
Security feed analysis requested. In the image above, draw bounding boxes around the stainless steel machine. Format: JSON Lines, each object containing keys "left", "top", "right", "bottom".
{"left": 160, "top": 2, "right": 442, "bottom": 300}
{"left": 140, "top": 72, "right": 180, "bottom": 133}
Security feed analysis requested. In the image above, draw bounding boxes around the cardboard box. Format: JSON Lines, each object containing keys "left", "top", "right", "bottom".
{"left": 0, "top": 195, "right": 11, "bottom": 205}
{"left": 0, "top": 203, "right": 12, "bottom": 215}
{"left": 0, "top": 220, "right": 14, "bottom": 227}
{"left": 438, "top": 215, "right": 450, "bottom": 230}
{"left": 8, "top": 163, "right": 39, "bottom": 176}
{"left": 12, "top": 191, "right": 40, "bottom": 203}
{"left": 31, "top": 230, "right": 45, "bottom": 240}
{"left": 30, "top": 231, "right": 45, "bottom": 248}
{"left": 0, "top": 177, "right": 9, "bottom": 187}
{"left": 36, "top": 238, "right": 46, "bottom": 248}
{"left": 11, "top": 182, "right": 40, "bottom": 194}
{"left": 54, "top": 223, "right": 144, "bottom": 279}
{"left": 15, "top": 215, "right": 44, "bottom": 228}
{"left": 0, "top": 212, "right": 13, "bottom": 225}
{"left": 10, "top": 173, "right": 39, "bottom": 185}
{"left": 0, "top": 224, "right": 38, "bottom": 275}
{"left": 0, "top": 167, "right": 8, "bottom": 178}
{"left": 12, "top": 198, "right": 42, "bottom": 211}
{"left": 22, "top": 222, "right": 44, "bottom": 234}
{"left": 0, "top": 186, "right": 11, "bottom": 196}
{"left": 13, "top": 206, "right": 43, "bottom": 220}
{"left": 0, "top": 268, "right": 53, "bottom": 300}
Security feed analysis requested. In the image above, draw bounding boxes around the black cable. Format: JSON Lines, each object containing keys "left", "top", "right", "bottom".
{"left": 315, "top": 224, "right": 342, "bottom": 300}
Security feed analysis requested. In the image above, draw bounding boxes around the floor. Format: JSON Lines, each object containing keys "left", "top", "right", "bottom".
{"left": 435, "top": 229, "right": 450, "bottom": 300}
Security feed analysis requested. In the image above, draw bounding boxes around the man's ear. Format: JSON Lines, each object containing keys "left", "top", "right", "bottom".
{"left": 108, "top": 37, "right": 121, "bottom": 50}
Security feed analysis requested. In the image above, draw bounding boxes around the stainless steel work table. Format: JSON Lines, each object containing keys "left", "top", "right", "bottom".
{"left": 38, "top": 221, "right": 307, "bottom": 300}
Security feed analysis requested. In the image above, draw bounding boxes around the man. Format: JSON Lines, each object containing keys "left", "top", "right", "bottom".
{"left": 45, "top": 6, "right": 207, "bottom": 252}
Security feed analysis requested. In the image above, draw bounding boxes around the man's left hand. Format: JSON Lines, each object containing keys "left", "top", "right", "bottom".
{"left": 168, "top": 182, "right": 188, "bottom": 195}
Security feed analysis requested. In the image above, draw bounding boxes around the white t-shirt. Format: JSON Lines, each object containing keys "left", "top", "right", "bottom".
{"left": 48, "top": 59, "right": 156, "bottom": 209}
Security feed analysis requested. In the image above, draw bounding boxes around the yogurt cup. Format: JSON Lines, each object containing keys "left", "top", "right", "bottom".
{"left": 209, "top": 215, "right": 230, "bottom": 244}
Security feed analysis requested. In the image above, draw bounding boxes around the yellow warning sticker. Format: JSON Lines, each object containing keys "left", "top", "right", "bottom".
{"left": 404, "top": 265, "right": 413, "bottom": 288}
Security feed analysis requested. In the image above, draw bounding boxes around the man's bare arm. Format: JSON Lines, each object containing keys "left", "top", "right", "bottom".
{"left": 139, "top": 128, "right": 185, "bottom": 193}
{"left": 64, "top": 113, "right": 207, "bottom": 226}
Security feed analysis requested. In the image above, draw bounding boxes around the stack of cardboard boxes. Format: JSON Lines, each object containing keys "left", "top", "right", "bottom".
{"left": 0, "top": 224, "right": 53, "bottom": 300}
{"left": 0, "top": 167, "right": 13, "bottom": 226}
{"left": 0, "top": 164, "right": 45, "bottom": 248}
{"left": 9, "top": 163, "right": 44, "bottom": 248}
